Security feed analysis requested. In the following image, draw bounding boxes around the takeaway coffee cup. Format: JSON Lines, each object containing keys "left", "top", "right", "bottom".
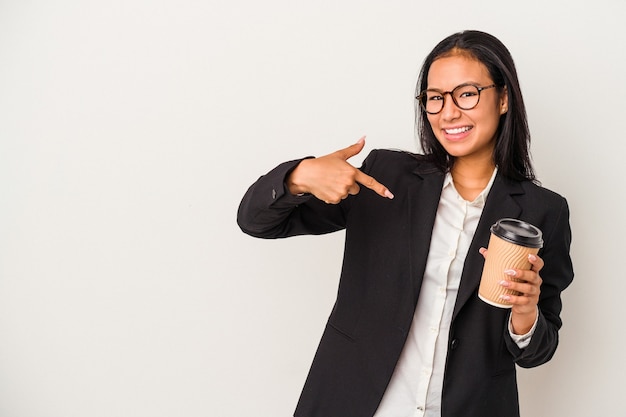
{"left": 478, "top": 218, "right": 543, "bottom": 308}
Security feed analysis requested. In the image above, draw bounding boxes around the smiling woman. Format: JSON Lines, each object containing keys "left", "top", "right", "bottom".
{"left": 237, "top": 30, "right": 574, "bottom": 417}
{"left": 415, "top": 33, "right": 534, "bottom": 186}
{"left": 423, "top": 55, "right": 507, "bottom": 200}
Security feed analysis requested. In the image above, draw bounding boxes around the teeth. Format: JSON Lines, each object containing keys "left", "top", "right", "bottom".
{"left": 445, "top": 126, "right": 471, "bottom": 134}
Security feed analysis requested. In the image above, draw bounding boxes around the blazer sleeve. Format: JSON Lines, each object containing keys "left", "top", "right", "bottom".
{"left": 236, "top": 158, "right": 348, "bottom": 239}
{"left": 504, "top": 196, "right": 574, "bottom": 367}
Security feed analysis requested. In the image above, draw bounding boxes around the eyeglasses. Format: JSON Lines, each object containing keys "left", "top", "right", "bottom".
{"left": 416, "top": 83, "right": 497, "bottom": 115}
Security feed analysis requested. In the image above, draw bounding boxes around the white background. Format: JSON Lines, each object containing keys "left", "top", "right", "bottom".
{"left": 1, "top": 1, "right": 624, "bottom": 416}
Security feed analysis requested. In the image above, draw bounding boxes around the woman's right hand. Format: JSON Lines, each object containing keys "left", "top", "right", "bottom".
{"left": 286, "top": 137, "right": 394, "bottom": 204}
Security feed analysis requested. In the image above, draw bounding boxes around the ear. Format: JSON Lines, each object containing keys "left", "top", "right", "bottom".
{"left": 499, "top": 86, "right": 509, "bottom": 115}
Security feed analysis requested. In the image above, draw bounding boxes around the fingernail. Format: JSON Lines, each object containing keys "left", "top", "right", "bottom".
{"left": 499, "top": 280, "right": 510, "bottom": 287}
{"left": 357, "top": 136, "right": 365, "bottom": 144}
{"left": 504, "top": 269, "right": 516, "bottom": 276}
{"left": 384, "top": 189, "right": 394, "bottom": 199}
{"left": 500, "top": 295, "right": 511, "bottom": 301}
{"left": 528, "top": 254, "right": 537, "bottom": 261}
{"left": 479, "top": 247, "right": 486, "bottom": 255}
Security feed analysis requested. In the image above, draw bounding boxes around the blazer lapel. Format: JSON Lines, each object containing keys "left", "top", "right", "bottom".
{"left": 407, "top": 168, "right": 444, "bottom": 303}
{"left": 452, "top": 174, "right": 524, "bottom": 320}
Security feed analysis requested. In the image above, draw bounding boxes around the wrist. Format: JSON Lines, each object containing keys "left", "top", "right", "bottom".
{"left": 510, "top": 307, "right": 538, "bottom": 335}
{"left": 286, "top": 160, "right": 310, "bottom": 195}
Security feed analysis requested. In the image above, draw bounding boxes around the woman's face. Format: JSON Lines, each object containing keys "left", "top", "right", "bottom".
{"left": 425, "top": 54, "right": 507, "bottom": 164}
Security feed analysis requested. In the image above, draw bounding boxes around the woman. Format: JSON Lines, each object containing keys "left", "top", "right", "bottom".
{"left": 237, "top": 30, "right": 573, "bottom": 417}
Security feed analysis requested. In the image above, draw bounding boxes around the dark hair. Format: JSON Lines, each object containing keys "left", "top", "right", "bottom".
{"left": 415, "top": 30, "right": 536, "bottom": 182}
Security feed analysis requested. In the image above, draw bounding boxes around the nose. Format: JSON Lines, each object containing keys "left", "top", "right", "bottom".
{"left": 440, "top": 92, "right": 461, "bottom": 120}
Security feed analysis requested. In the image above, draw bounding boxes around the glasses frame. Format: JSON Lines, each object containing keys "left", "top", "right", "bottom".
{"left": 416, "top": 83, "right": 497, "bottom": 115}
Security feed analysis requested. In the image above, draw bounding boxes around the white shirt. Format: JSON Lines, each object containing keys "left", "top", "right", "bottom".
{"left": 374, "top": 169, "right": 536, "bottom": 417}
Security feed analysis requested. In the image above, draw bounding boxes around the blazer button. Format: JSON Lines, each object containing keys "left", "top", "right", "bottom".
{"left": 450, "top": 338, "right": 460, "bottom": 350}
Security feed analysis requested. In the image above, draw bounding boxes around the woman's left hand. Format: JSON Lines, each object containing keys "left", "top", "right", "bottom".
{"left": 479, "top": 248, "right": 543, "bottom": 335}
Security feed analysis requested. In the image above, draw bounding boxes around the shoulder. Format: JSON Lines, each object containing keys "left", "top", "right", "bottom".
{"left": 519, "top": 180, "right": 569, "bottom": 207}
{"left": 362, "top": 148, "right": 441, "bottom": 175}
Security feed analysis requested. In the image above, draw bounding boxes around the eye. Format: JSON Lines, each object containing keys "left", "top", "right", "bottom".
{"left": 458, "top": 90, "right": 478, "bottom": 98}
{"left": 456, "top": 85, "right": 480, "bottom": 99}
{"left": 426, "top": 92, "right": 443, "bottom": 101}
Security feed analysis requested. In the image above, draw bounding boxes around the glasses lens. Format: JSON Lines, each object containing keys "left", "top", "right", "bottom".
{"left": 453, "top": 84, "right": 480, "bottom": 110}
{"left": 422, "top": 90, "right": 444, "bottom": 114}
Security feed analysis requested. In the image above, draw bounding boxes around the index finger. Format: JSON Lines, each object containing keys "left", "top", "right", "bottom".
{"left": 354, "top": 170, "right": 394, "bottom": 199}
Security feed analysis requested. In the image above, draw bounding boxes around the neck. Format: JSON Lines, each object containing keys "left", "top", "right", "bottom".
{"left": 450, "top": 159, "right": 496, "bottom": 201}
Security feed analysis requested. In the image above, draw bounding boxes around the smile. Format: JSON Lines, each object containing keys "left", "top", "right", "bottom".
{"left": 444, "top": 126, "right": 472, "bottom": 134}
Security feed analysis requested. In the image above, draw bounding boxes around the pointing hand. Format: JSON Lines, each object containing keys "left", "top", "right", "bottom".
{"left": 287, "top": 137, "right": 394, "bottom": 204}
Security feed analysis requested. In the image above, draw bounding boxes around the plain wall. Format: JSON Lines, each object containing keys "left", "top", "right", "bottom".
{"left": 1, "top": 1, "right": 624, "bottom": 416}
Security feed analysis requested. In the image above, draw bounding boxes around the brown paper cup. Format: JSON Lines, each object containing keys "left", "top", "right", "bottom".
{"left": 478, "top": 219, "right": 543, "bottom": 308}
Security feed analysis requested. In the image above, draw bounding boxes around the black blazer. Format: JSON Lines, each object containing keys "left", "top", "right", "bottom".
{"left": 237, "top": 149, "right": 574, "bottom": 417}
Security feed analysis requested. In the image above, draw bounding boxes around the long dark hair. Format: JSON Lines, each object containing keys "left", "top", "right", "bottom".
{"left": 415, "top": 30, "right": 536, "bottom": 182}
